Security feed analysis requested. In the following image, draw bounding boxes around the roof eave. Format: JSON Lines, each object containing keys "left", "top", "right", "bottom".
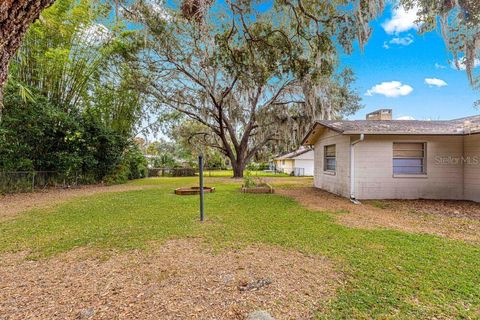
{"left": 342, "top": 131, "right": 466, "bottom": 135}
{"left": 301, "top": 122, "right": 344, "bottom": 145}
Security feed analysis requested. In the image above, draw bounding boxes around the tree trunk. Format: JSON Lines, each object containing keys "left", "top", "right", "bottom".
{"left": 231, "top": 159, "right": 245, "bottom": 178}
{"left": 0, "top": 0, "right": 55, "bottom": 107}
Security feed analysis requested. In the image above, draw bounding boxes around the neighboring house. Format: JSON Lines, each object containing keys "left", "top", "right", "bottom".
{"left": 302, "top": 109, "right": 480, "bottom": 202}
{"left": 274, "top": 147, "right": 314, "bottom": 176}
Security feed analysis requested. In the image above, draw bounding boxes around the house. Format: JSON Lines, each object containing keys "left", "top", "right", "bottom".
{"left": 273, "top": 147, "right": 314, "bottom": 176}
{"left": 302, "top": 109, "right": 480, "bottom": 202}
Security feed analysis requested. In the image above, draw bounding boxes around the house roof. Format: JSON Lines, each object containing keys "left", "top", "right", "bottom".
{"left": 302, "top": 115, "right": 480, "bottom": 145}
{"left": 274, "top": 147, "right": 313, "bottom": 160}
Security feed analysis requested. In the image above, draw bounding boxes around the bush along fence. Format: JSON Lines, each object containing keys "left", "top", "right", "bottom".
{"left": 0, "top": 171, "right": 94, "bottom": 194}
{"left": 146, "top": 167, "right": 287, "bottom": 177}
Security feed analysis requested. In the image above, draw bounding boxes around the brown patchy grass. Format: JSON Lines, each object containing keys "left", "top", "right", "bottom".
{"left": 278, "top": 187, "right": 480, "bottom": 243}
{"left": 0, "top": 239, "right": 339, "bottom": 320}
{"left": 367, "top": 199, "right": 480, "bottom": 220}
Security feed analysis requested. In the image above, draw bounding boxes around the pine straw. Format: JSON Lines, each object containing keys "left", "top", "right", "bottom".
{"left": 278, "top": 187, "right": 480, "bottom": 243}
{"left": 0, "top": 239, "right": 340, "bottom": 319}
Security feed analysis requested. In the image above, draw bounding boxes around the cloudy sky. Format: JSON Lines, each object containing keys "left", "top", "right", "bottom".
{"left": 342, "top": 3, "right": 479, "bottom": 121}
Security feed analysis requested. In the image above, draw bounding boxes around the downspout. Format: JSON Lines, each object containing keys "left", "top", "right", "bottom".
{"left": 350, "top": 134, "right": 365, "bottom": 204}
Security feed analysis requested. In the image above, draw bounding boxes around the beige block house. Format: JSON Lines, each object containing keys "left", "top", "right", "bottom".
{"left": 273, "top": 147, "right": 314, "bottom": 176}
{"left": 302, "top": 110, "right": 480, "bottom": 202}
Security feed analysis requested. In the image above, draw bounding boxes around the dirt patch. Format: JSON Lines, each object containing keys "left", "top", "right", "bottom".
{"left": 0, "top": 184, "right": 145, "bottom": 221}
{"left": 278, "top": 187, "right": 480, "bottom": 243}
{"left": 0, "top": 239, "right": 339, "bottom": 320}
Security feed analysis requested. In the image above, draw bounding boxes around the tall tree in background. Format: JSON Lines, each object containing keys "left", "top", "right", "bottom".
{"left": 128, "top": 0, "right": 363, "bottom": 177}
{"left": 8, "top": 0, "right": 147, "bottom": 135}
{"left": 2, "top": 0, "right": 480, "bottom": 108}
{"left": 0, "top": 0, "right": 56, "bottom": 106}
{"left": 1, "top": 0, "right": 149, "bottom": 180}
{"left": 11, "top": 0, "right": 113, "bottom": 109}
{"left": 173, "top": 0, "right": 480, "bottom": 99}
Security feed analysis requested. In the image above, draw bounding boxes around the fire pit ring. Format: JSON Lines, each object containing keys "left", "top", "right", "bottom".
{"left": 174, "top": 187, "right": 215, "bottom": 195}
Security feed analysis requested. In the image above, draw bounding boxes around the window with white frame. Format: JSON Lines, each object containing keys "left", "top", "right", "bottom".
{"left": 324, "top": 144, "right": 336, "bottom": 172}
{"left": 393, "top": 142, "right": 426, "bottom": 175}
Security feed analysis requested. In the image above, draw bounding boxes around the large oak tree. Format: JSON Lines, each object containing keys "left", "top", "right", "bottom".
{"left": 128, "top": 0, "right": 364, "bottom": 177}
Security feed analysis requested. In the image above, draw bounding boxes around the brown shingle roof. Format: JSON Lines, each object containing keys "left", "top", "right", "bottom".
{"left": 317, "top": 115, "right": 480, "bottom": 135}
{"left": 302, "top": 115, "right": 480, "bottom": 145}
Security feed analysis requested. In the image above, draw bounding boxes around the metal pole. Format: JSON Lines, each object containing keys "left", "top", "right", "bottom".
{"left": 199, "top": 155, "right": 204, "bottom": 222}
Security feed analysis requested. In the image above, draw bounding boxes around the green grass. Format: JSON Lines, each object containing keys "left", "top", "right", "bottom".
{"left": 202, "top": 169, "right": 289, "bottom": 177}
{"left": 1, "top": 177, "right": 479, "bottom": 319}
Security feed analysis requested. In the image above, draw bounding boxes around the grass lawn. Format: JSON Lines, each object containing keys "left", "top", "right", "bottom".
{"left": 1, "top": 177, "right": 479, "bottom": 319}
{"left": 202, "top": 169, "right": 289, "bottom": 177}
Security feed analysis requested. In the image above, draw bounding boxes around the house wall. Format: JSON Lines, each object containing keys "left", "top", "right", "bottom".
{"left": 464, "top": 134, "right": 480, "bottom": 202}
{"left": 274, "top": 159, "right": 294, "bottom": 174}
{"left": 292, "top": 150, "right": 315, "bottom": 176}
{"left": 294, "top": 159, "right": 314, "bottom": 176}
{"left": 313, "top": 129, "right": 351, "bottom": 198}
{"left": 353, "top": 135, "right": 465, "bottom": 200}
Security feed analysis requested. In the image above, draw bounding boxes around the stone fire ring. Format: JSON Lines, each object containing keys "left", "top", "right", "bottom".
{"left": 174, "top": 187, "right": 215, "bottom": 195}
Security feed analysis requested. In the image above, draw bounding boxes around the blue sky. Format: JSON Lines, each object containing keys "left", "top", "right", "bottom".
{"left": 342, "top": 3, "right": 479, "bottom": 121}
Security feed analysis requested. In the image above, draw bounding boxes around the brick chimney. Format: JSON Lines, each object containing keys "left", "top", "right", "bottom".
{"left": 366, "top": 109, "right": 393, "bottom": 120}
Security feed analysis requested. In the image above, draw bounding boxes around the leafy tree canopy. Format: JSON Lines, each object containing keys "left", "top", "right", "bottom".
{"left": 125, "top": 0, "right": 364, "bottom": 176}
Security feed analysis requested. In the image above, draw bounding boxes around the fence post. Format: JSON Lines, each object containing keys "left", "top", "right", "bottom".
{"left": 31, "top": 172, "right": 35, "bottom": 192}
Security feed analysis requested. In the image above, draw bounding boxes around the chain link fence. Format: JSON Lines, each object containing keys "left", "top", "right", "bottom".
{"left": 147, "top": 168, "right": 197, "bottom": 177}
{"left": 0, "top": 171, "right": 93, "bottom": 194}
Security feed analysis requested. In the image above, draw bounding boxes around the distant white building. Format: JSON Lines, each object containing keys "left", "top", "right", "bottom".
{"left": 273, "top": 147, "right": 314, "bottom": 176}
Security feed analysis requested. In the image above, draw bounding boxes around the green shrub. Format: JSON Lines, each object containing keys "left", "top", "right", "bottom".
{"left": 243, "top": 172, "right": 268, "bottom": 188}
{"left": 0, "top": 84, "right": 129, "bottom": 184}
{"left": 124, "top": 144, "right": 148, "bottom": 180}
{"left": 152, "top": 154, "right": 177, "bottom": 168}
{"left": 104, "top": 164, "right": 130, "bottom": 185}
{"left": 104, "top": 143, "right": 147, "bottom": 184}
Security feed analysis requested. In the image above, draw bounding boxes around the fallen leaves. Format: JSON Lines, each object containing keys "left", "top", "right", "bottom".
{"left": 0, "top": 239, "right": 339, "bottom": 319}
{"left": 279, "top": 187, "right": 480, "bottom": 243}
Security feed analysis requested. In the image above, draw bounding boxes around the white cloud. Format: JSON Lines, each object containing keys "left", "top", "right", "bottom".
{"left": 78, "top": 23, "right": 111, "bottom": 45}
{"left": 365, "top": 81, "right": 414, "bottom": 98}
{"left": 383, "top": 34, "right": 414, "bottom": 49}
{"left": 389, "top": 34, "right": 414, "bottom": 46}
{"left": 425, "top": 78, "right": 448, "bottom": 87}
{"left": 435, "top": 63, "right": 447, "bottom": 69}
{"left": 382, "top": 5, "right": 420, "bottom": 35}
{"left": 451, "top": 57, "right": 480, "bottom": 70}
{"left": 396, "top": 116, "right": 416, "bottom": 120}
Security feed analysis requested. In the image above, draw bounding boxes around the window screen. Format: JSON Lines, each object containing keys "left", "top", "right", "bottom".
{"left": 324, "top": 145, "right": 336, "bottom": 172}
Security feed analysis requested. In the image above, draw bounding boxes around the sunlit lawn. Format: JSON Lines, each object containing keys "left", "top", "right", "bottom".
{"left": 202, "top": 169, "right": 289, "bottom": 177}
{"left": 1, "top": 177, "right": 479, "bottom": 319}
